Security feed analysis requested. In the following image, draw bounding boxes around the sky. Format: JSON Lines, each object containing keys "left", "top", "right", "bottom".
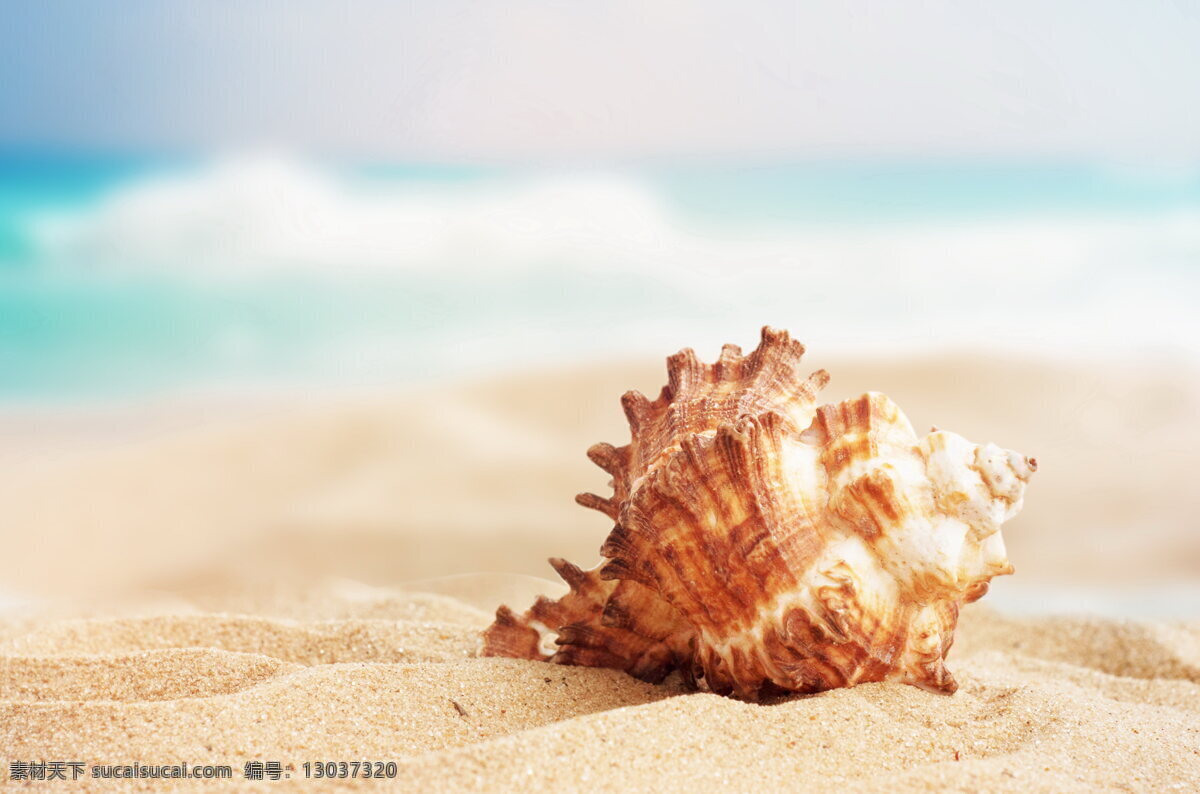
{"left": 1, "top": 1, "right": 1199, "bottom": 164}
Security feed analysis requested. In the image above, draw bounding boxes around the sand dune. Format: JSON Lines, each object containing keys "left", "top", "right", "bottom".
{"left": 1, "top": 353, "right": 1199, "bottom": 789}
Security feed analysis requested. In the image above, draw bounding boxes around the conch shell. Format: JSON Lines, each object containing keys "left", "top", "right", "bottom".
{"left": 482, "top": 328, "right": 1035, "bottom": 698}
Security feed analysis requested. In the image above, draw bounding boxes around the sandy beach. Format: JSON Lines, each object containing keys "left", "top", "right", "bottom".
{"left": 2, "top": 352, "right": 1199, "bottom": 791}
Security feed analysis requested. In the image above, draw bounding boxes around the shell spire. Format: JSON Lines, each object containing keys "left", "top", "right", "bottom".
{"left": 482, "top": 327, "right": 1036, "bottom": 699}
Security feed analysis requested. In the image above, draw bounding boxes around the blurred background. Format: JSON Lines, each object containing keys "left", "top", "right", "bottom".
{"left": 0, "top": 1, "right": 1197, "bottom": 615}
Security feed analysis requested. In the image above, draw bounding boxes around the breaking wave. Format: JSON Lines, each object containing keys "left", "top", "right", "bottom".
{"left": 4, "top": 154, "right": 1199, "bottom": 397}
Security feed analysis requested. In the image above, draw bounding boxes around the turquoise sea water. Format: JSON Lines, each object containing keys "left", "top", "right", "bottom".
{"left": 1, "top": 150, "right": 1198, "bottom": 401}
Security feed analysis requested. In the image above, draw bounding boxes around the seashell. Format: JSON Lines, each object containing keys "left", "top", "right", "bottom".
{"left": 482, "top": 327, "right": 1036, "bottom": 698}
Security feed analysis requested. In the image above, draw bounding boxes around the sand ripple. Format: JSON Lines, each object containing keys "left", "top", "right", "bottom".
{"left": 2, "top": 584, "right": 1198, "bottom": 792}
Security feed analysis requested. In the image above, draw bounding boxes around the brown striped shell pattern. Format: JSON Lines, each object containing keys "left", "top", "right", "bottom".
{"left": 482, "top": 327, "right": 1036, "bottom": 699}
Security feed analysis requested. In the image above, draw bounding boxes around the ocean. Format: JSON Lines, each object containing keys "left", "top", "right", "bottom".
{"left": 1, "top": 151, "right": 1197, "bottom": 402}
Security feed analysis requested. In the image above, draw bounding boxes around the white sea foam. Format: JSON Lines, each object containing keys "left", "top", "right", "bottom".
{"left": 30, "top": 155, "right": 678, "bottom": 276}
